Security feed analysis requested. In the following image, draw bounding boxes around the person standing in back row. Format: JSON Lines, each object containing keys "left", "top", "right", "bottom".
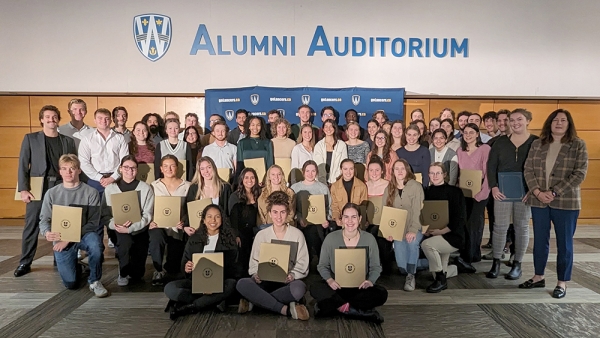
{"left": 58, "top": 98, "right": 93, "bottom": 148}
{"left": 15, "top": 105, "right": 77, "bottom": 277}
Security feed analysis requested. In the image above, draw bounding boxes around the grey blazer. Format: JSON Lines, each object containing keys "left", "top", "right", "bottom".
{"left": 18, "top": 131, "right": 77, "bottom": 191}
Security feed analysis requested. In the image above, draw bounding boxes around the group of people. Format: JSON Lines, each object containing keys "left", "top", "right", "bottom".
{"left": 15, "top": 99, "right": 588, "bottom": 325}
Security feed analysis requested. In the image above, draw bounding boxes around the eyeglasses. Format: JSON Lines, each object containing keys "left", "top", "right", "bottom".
{"left": 375, "top": 136, "right": 387, "bottom": 141}
{"left": 429, "top": 172, "right": 443, "bottom": 176}
{"left": 121, "top": 166, "right": 138, "bottom": 172}
{"left": 323, "top": 113, "right": 334, "bottom": 118}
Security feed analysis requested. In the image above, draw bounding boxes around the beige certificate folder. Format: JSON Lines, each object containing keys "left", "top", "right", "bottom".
{"left": 14, "top": 177, "right": 44, "bottom": 201}
{"left": 192, "top": 252, "right": 224, "bottom": 294}
{"left": 366, "top": 196, "right": 384, "bottom": 225}
{"left": 217, "top": 168, "right": 231, "bottom": 182}
{"left": 275, "top": 158, "right": 292, "bottom": 180}
{"left": 177, "top": 159, "right": 187, "bottom": 180}
{"left": 187, "top": 198, "right": 212, "bottom": 229}
{"left": 51, "top": 205, "right": 82, "bottom": 243}
{"left": 414, "top": 173, "right": 423, "bottom": 184}
{"left": 136, "top": 163, "right": 155, "bottom": 183}
{"left": 244, "top": 158, "right": 266, "bottom": 181}
{"left": 111, "top": 190, "right": 142, "bottom": 225}
{"left": 257, "top": 242, "right": 291, "bottom": 283}
{"left": 303, "top": 194, "right": 327, "bottom": 225}
{"left": 379, "top": 206, "right": 408, "bottom": 240}
{"left": 334, "top": 248, "right": 367, "bottom": 288}
{"left": 459, "top": 169, "right": 482, "bottom": 198}
{"left": 154, "top": 196, "right": 181, "bottom": 228}
{"left": 420, "top": 200, "right": 449, "bottom": 230}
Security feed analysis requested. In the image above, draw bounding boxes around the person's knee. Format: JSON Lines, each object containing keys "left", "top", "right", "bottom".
{"left": 236, "top": 277, "right": 254, "bottom": 293}
{"left": 289, "top": 281, "right": 306, "bottom": 300}
{"left": 164, "top": 281, "right": 179, "bottom": 300}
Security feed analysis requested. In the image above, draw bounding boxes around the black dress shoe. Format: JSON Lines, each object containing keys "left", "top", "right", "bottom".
{"left": 486, "top": 259, "right": 501, "bottom": 278}
{"left": 426, "top": 271, "right": 447, "bottom": 293}
{"left": 552, "top": 286, "right": 567, "bottom": 299}
{"left": 164, "top": 299, "right": 176, "bottom": 313}
{"left": 481, "top": 242, "right": 493, "bottom": 249}
{"left": 170, "top": 304, "right": 199, "bottom": 320}
{"left": 518, "top": 279, "right": 545, "bottom": 289}
{"left": 14, "top": 264, "right": 31, "bottom": 277}
{"left": 454, "top": 257, "right": 476, "bottom": 274}
{"left": 505, "top": 261, "right": 522, "bottom": 280}
{"left": 345, "top": 307, "right": 384, "bottom": 324}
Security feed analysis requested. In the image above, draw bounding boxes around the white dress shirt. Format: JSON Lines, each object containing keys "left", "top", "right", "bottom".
{"left": 78, "top": 129, "right": 129, "bottom": 181}
{"left": 291, "top": 143, "right": 313, "bottom": 170}
{"left": 202, "top": 141, "right": 237, "bottom": 169}
{"left": 58, "top": 122, "right": 93, "bottom": 148}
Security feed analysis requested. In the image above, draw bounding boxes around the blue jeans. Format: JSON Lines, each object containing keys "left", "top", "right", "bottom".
{"left": 393, "top": 231, "right": 423, "bottom": 275}
{"left": 54, "top": 232, "right": 104, "bottom": 289}
{"left": 531, "top": 206, "right": 579, "bottom": 281}
{"left": 84, "top": 179, "right": 106, "bottom": 253}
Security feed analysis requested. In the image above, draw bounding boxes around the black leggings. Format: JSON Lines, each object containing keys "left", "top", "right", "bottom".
{"left": 115, "top": 230, "right": 149, "bottom": 279}
{"left": 164, "top": 278, "right": 237, "bottom": 309}
{"left": 310, "top": 280, "right": 388, "bottom": 316}
{"left": 149, "top": 229, "right": 185, "bottom": 274}
{"left": 462, "top": 198, "right": 488, "bottom": 263}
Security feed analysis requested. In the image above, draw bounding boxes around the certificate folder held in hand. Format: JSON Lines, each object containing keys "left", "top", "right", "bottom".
{"left": 15, "top": 177, "right": 44, "bottom": 201}
{"left": 459, "top": 169, "right": 482, "bottom": 198}
{"left": 154, "top": 196, "right": 181, "bottom": 228}
{"left": 257, "top": 242, "right": 291, "bottom": 283}
{"left": 498, "top": 172, "right": 525, "bottom": 201}
{"left": 187, "top": 198, "right": 212, "bottom": 229}
{"left": 51, "top": 205, "right": 82, "bottom": 243}
{"left": 366, "top": 196, "right": 384, "bottom": 225}
{"left": 379, "top": 206, "right": 408, "bottom": 240}
{"left": 110, "top": 191, "right": 142, "bottom": 225}
{"left": 192, "top": 252, "right": 224, "bottom": 294}
{"left": 136, "top": 163, "right": 155, "bottom": 183}
{"left": 420, "top": 200, "right": 449, "bottom": 230}
{"left": 302, "top": 194, "right": 327, "bottom": 225}
{"left": 334, "top": 248, "right": 367, "bottom": 288}
{"left": 244, "top": 158, "right": 266, "bottom": 182}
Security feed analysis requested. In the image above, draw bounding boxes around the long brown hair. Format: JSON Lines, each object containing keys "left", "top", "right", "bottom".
{"left": 128, "top": 121, "right": 155, "bottom": 156}
{"left": 371, "top": 130, "right": 393, "bottom": 164}
{"left": 540, "top": 109, "right": 578, "bottom": 145}
{"left": 386, "top": 159, "right": 416, "bottom": 207}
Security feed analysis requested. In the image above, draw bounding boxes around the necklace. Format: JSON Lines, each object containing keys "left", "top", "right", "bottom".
{"left": 343, "top": 230, "right": 359, "bottom": 241}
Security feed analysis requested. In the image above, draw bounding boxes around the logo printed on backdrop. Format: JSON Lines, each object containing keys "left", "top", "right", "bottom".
{"left": 352, "top": 95, "right": 361, "bottom": 106}
{"left": 250, "top": 94, "right": 260, "bottom": 105}
{"left": 225, "top": 110, "right": 235, "bottom": 121}
{"left": 301, "top": 95, "right": 310, "bottom": 105}
{"left": 133, "top": 14, "right": 172, "bottom": 62}
{"left": 277, "top": 109, "right": 285, "bottom": 117}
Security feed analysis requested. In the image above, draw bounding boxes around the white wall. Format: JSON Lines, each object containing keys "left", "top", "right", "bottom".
{"left": 1, "top": 0, "right": 599, "bottom": 97}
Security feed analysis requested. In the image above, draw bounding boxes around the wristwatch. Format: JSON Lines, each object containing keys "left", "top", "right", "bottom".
{"left": 551, "top": 190, "right": 558, "bottom": 197}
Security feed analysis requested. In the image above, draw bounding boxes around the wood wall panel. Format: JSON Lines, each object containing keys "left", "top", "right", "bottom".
{"left": 493, "top": 100, "right": 558, "bottom": 130}
{"left": 581, "top": 190, "right": 600, "bottom": 219}
{"left": 0, "top": 127, "right": 30, "bottom": 158}
{"left": 582, "top": 160, "right": 600, "bottom": 190}
{"left": 29, "top": 96, "right": 98, "bottom": 127}
{"left": 429, "top": 99, "right": 494, "bottom": 117}
{"left": 558, "top": 101, "right": 600, "bottom": 131}
{"left": 97, "top": 97, "right": 165, "bottom": 126}
{"left": 578, "top": 131, "right": 600, "bottom": 160}
{"left": 0, "top": 189, "right": 25, "bottom": 218}
{"left": 166, "top": 97, "right": 205, "bottom": 128}
{"left": 0, "top": 96, "right": 30, "bottom": 127}
{"left": 0, "top": 158, "right": 19, "bottom": 189}
{"left": 404, "top": 99, "right": 430, "bottom": 122}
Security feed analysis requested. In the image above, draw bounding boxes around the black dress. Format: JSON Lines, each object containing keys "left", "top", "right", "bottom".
{"left": 230, "top": 201, "right": 259, "bottom": 276}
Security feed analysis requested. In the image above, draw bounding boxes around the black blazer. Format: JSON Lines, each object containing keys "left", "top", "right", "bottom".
{"left": 181, "top": 231, "right": 241, "bottom": 280}
{"left": 18, "top": 131, "right": 77, "bottom": 191}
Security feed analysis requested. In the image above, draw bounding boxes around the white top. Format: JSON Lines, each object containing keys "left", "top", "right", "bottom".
{"left": 291, "top": 143, "right": 313, "bottom": 170}
{"left": 204, "top": 234, "right": 219, "bottom": 253}
{"left": 202, "top": 141, "right": 237, "bottom": 169}
{"left": 58, "top": 122, "right": 93, "bottom": 148}
{"left": 480, "top": 132, "right": 492, "bottom": 143}
{"left": 313, "top": 139, "right": 348, "bottom": 184}
{"left": 78, "top": 129, "right": 129, "bottom": 181}
{"left": 434, "top": 146, "right": 449, "bottom": 162}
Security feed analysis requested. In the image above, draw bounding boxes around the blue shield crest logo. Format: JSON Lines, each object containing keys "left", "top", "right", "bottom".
{"left": 250, "top": 94, "right": 260, "bottom": 106}
{"left": 277, "top": 109, "right": 286, "bottom": 117}
{"left": 301, "top": 95, "right": 310, "bottom": 105}
{"left": 225, "top": 110, "right": 235, "bottom": 121}
{"left": 351, "top": 95, "right": 361, "bottom": 106}
{"left": 133, "top": 14, "right": 172, "bottom": 62}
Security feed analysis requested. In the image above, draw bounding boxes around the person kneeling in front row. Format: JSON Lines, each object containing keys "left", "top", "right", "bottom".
{"left": 39, "top": 154, "right": 109, "bottom": 297}
{"left": 236, "top": 191, "right": 310, "bottom": 320}
{"left": 164, "top": 204, "right": 240, "bottom": 319}
{"left": 310, "top": 203, "right": 388, "bottom": 323}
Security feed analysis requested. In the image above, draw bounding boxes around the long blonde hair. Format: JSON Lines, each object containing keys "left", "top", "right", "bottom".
{"left": 386, "top": 159, "right": 416, "bottom": 207}
{"left": 191, "top": 156, "right": 225, "bottom": 200}
{"left": 262, "top": 165, "right": 289, "bottom": 196}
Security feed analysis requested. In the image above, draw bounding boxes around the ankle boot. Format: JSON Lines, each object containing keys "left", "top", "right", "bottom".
{"left": 170, "top": 304, "right": 199, "bottom": 320}
{"left": 486, "top": 259, "right": 501, "bottom": 279}
{"left": 426, "top": 271, "right": 448, "bottom": 293}
{"left": 505, "top": 261, "right": 522, "bottom": 280}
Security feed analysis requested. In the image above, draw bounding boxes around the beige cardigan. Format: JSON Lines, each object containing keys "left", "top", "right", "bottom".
{"left": 249, "top": 225, "right": 309, "bottom": 279}
{"left": 383, "top": 179, "right": 424, "bottom": 236}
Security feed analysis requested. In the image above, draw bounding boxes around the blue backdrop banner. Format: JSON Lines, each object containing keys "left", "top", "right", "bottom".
{"left": 204, "top": 86, "right": 405, "bottom": 130}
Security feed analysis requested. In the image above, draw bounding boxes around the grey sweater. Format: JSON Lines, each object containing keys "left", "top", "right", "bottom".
{"left": 101, "top": 181, "right": 155, "bottom": 235}
{"left": 39, "top": 183, "right": 101, "bottom": 239}
{"left": 317, "top": 230, "right": 382, "bottom": 284}
{"left": 290, "top": 180, "right": 332, "bottom": 220}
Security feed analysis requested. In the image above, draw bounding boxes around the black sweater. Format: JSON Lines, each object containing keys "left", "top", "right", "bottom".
{"left": 487, "top": 134, "right": 538, "bottom": 189}
{"left": 424, "top": 184, "right": 467, "bottom": 249}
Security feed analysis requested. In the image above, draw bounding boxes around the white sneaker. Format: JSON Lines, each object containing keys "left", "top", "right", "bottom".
{"left": 108, "top": 238, "right": 115, "bottom": 248}
{"left": 89, "top": 281, "right": 109, "bottom": 298}
{"left": 404, "top": 273, "right": 416, "bottom": 291}
{"left": 152, "top": 270, "right": 166, "bottom": 286}
{"left": 117, "top": 275, "right": 129, "bottom": 286}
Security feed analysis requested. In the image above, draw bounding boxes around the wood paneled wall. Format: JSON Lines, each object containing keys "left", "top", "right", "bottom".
{"left": 1, "top": 96, "right": 598, "bottom": 223}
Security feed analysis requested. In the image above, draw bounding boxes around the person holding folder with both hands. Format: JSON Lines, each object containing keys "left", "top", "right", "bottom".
{"left": 236, "top": 191, "right": 310, "bottom": 321}
{"left": 101, "top": 155, "right": 154, "bottom": 286}
{"left": 310, "top": 203, "right": 388, "bottom": 323}
{"left": 486, "top": 109, "right": 538, "bottom": 280}
{"left": 164, "top": 204, "right": 240, "bottom": 319}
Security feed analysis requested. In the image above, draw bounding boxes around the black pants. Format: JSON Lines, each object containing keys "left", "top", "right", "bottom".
{"left": 485, "top": 194, "right": 495, "bottom": 243}
{"left": 462, "top": 198, "right": 488, "bottom": 263}
{"left": 300, "top": 224, "right": 326, "bottom": 259}
{"left": 310, "top": 280, "right": 388, "bottom": 316}
{"left": 115, "top": 230, "right": 150, "bottom": 279}
{"left": 164, "top": 278, "right": 237, "bottom": 309}
{"left": 237, "top": 227, "right": 254, "bottom": 276}
{"left": 366, "top": 224, "right": 395, "bottom": 273}
{"left": 149, "top": 229, "right": 185, "bottom": 274}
